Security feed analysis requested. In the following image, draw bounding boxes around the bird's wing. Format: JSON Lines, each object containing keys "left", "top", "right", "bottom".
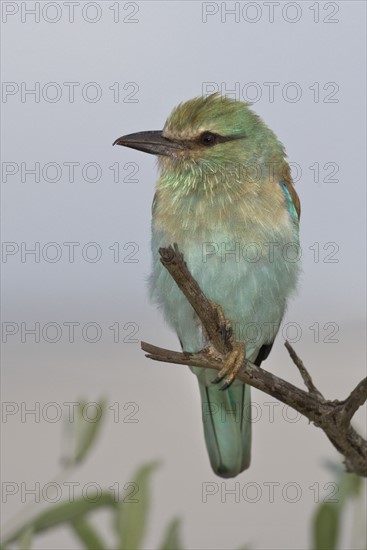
{"left": 151, "top": 191, "right": 158, "bottom": 214}
{"left": 254, "top": 342, "right": 274, "bottom": 366}
{"left": 279, "top": 179, "right": 300, "bottom": 221}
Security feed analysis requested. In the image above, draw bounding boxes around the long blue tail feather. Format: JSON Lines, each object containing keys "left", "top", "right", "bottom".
{"left": 199, "top": 381, "right": 251, "bottom": 478}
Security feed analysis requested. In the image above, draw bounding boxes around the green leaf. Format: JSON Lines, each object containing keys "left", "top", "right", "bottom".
{"left": 2, "top": 493, "right": 116, "bottom": 548}
{"left": 341, "top": 472, "right": 362, "bottom": 498}
{"left": 312, "top": 503, "right": 340, "bottom": 550}
{"left": 115, "top": 461, "right": 160, "bottom": 550}
{"left": 159, "top": 518, "right": 184, "bottom": 550}
{"left": 335, "top": 471, "right": 363, "bottom": 511}
{"left": 73, "top": 398, "right": 106, "bottom": 465}
{"left": 19, "top": 525, "right": 34, "bottom": 550}
{"left": 70, "top": 516, "right": 107, "bottom": 550}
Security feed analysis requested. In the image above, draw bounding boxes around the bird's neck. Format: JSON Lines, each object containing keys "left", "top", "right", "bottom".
{"left": 153, "top": 159, "right": 292, "bottom": 242}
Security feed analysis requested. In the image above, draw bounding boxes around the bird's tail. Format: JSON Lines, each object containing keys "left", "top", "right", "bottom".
{"left": 199, "top": 380, "right": 251, "bottom": 478}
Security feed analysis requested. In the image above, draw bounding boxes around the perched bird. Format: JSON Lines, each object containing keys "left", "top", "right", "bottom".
{"left": 114, "top": 93, "right": 300, "bottom": 478}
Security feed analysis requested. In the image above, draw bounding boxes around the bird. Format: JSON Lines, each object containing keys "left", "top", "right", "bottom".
{"left": 113, "top": 93, "right": 300, "bottom": 478}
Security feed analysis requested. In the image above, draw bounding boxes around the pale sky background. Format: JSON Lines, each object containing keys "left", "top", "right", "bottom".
{"left": 1, "top": 1, "right": 366, "bottom": 549}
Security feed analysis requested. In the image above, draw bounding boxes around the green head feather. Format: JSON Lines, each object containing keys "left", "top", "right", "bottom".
{"left": 159, "top": 93, "right": 287, "bottom": 195}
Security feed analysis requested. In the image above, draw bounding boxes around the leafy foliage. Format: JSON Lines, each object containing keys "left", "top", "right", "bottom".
{"left": 312, "top": 462, "right": 364, "bottom": 550}
{"left": 1, "top": 399, "right": 365, "bottom": 550}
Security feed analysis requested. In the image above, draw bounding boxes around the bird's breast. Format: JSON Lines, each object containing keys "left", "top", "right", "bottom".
{"left": 150, "top": 193, "right": 300, "bottom": 359}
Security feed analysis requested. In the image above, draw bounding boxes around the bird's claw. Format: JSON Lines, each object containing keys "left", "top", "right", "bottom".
{"left": 209, "top": 300, "right": 233, "bottom": 345}
{"left": 211, "top": 341, "right": 246, "bottom": 390}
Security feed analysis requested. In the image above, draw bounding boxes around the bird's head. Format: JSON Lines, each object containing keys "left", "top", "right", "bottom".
{"left": 114, "top": 93, "right": 288, "bottom": 195}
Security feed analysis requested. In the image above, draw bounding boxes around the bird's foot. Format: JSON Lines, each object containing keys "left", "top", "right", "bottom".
{"left": 209, "top": 300, "right": 233, "bottom": 345}
{"left": 211, "top": 341, "right": 246, "bottom": 391}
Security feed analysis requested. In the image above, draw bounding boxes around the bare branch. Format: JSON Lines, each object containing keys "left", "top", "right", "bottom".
{"left": 284, "top": 341, "right": 324, "bottom": 399}
{"left": 143, "top": 245, "right": 367, "bottom": 477}
{"left": 341, "top": 378, "right": 367, "bottom": 425}
{"left": 158, "top": 244, "right": 230, "bottom": 354}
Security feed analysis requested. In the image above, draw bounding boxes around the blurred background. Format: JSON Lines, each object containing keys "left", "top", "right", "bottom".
{"left": 1, "top": 1, "right": 366, "bottom": 548}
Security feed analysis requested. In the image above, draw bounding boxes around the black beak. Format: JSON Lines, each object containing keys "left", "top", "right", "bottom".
{"left": 113, "top": 130, "right": 184, "bottom": 156}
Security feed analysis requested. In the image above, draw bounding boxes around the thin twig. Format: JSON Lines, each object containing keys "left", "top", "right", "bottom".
{"left": 284, "top": 340, "right": 324, "bottom": 399}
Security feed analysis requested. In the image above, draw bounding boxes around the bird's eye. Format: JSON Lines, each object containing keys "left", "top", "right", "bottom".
{"left": 200, "top": 132, "right": 217, "bottom": 146}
